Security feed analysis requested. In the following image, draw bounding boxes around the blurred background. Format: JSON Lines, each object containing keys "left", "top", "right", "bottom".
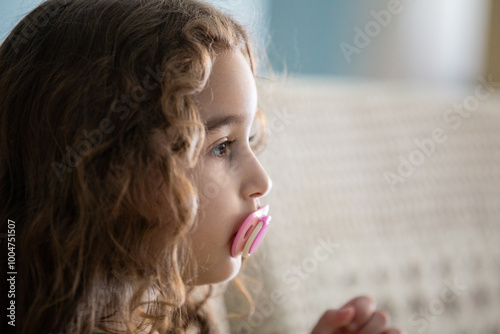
{"left": 1, "top": 0, "right": 498, "bottom": 84}
{"left": 209, "top": 0, "right": 499, "bottom": 84}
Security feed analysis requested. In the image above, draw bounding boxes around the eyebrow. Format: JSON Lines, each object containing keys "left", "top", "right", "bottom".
{"left": 205, "top": 114, "right": 246, "bottom": 133}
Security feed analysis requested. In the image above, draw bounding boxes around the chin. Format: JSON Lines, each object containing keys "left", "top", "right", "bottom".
{"left": 194, "top": 255, "right": 242, "bottom": 285}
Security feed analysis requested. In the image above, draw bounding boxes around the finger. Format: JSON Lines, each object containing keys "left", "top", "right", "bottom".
{"left": 340, "top": 296, "right": 376, "bottom": 331}
{"left": 358, "top": 311, "right": 390, "bottom": 334}
{"left": 311, "top": 307, "right": 356, "bottom": 334}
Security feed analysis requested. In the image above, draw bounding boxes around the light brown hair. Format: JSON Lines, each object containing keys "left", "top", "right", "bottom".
{"left": 0, "top": 0, "right": 261, "bottom": 332}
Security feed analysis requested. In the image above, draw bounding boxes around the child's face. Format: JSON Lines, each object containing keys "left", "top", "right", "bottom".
{"left": 190, "top": 49, "right": 272, "bottom": 285}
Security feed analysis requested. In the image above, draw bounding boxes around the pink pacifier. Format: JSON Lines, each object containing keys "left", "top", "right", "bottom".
{"left": 231, "top": 205, "right": 271, "bottom": 258}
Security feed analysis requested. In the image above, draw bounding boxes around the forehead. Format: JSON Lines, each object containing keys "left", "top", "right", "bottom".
{"left": 195, "top": 50, "right": 257, "bottom": 123}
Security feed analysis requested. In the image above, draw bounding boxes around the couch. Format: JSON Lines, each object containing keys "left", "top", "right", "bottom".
{"left": 211, "top": 77, "right": 500, "bottom": 333}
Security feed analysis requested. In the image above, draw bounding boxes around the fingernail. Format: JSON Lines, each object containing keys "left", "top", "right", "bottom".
{"left": 338, "top": 307, "right": 352, "bottom": 316}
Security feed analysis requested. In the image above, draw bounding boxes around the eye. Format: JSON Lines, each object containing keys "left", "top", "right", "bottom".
{"left": 210, "top": 140, "right": 235, "bottom": 158}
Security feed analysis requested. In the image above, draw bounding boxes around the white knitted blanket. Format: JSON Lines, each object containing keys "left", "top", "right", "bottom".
{"left": 219, "top": 77, "right": 500, "bottom": 334}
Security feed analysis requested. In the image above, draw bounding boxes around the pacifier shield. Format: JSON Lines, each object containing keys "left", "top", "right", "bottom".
{"left": 231, "top": 205, "right": 271, "bottom": 258}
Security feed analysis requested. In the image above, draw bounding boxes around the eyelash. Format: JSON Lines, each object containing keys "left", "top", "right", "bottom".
{"left": 210, "top": 135, "right": 256, "bottom": 159}
{"left": 210, "top": 140, "right": 236, "bottom": 158}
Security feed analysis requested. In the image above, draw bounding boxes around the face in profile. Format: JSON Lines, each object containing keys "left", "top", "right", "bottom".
{"left": 188, "top": 49, "right": 272, "bottom": 285}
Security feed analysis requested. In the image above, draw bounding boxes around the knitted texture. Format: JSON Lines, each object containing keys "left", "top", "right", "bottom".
{"left": 223, "top": 77, "right": 500, "bottom": 334}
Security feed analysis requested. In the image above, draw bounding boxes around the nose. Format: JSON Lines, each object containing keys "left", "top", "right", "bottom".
{"left": 241, "top": 151, "right": 272, "bottom": 200}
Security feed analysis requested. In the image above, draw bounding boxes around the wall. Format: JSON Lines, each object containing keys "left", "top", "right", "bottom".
{"left": 267, "top": 0, "right": 492, "bottom": 83}
{"left": 0, "top": 0, "right": 41, "bottom": 41}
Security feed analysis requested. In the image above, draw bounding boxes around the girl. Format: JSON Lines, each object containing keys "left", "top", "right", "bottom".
{"left": 0, "top": 0, "right": 404, "bottom": 333}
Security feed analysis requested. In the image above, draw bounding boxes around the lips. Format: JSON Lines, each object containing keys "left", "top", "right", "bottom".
{"left": 232, "top": 205, "right": 268, "bottom": 235}
{"left": 231, "top": 205, "right": 271, "bottom": 258}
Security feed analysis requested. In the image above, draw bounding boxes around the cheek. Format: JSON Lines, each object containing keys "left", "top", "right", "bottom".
{"left": 190, "top": 204, "right": 223, "bottom": 254}
{"left": 198, "top": 175, "right": 231, "bottom": 204}
{"left": 192, "top": 162, "right": 237, "bottom": 251}
{"left": 195, "top": 155, "right": 238, "bottom": 200}
{"left": 196, "top": 179, "right": 235, "bottom": 233}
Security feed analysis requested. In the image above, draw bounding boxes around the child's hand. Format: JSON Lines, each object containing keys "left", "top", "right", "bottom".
{"left": 310, "top": 296, "right": 404, "bottom": 334}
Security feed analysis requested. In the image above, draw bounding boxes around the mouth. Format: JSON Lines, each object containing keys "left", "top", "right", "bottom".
{"left": 230, "top": 205, "right": 271, "bottom": 258}
{"left": 232, "top": 205, "right": 269, "bottom": 238}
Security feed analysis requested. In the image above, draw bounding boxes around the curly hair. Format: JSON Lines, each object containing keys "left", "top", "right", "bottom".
{"left": 0, "top": 0, "right": 263, "bottom": 332}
